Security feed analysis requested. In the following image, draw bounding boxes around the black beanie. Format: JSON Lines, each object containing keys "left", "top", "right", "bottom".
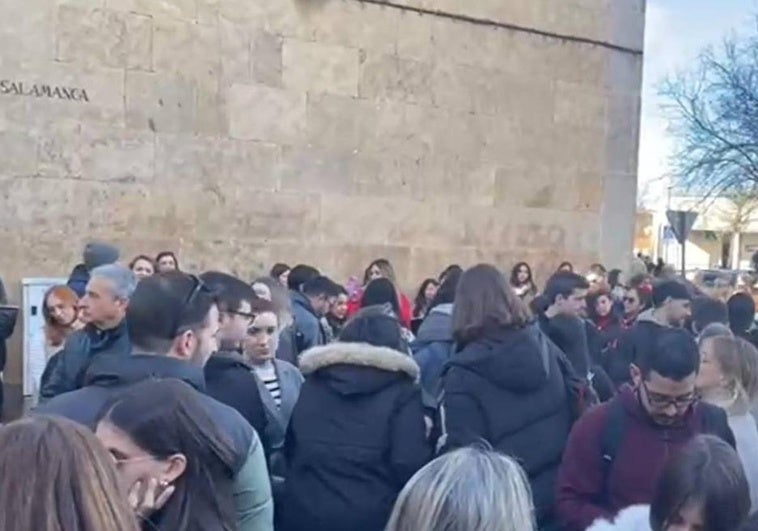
{"left": 652, "top": 280, "right": 692, "bottom": 308}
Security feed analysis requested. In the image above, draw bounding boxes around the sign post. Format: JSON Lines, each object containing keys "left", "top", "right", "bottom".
{"left": 666, "top": 210, "right": 698, "bottom": 276}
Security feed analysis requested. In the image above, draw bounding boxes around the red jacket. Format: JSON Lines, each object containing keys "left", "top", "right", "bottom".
{"left": 347, "top": 289, "right": 412, "bottom": 329}
{"left": 556, "top": 386, "right": 734, "bottom": 531}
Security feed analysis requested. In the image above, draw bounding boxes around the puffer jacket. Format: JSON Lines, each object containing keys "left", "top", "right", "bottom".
{"left": 282, "top": 342, "right": 431, "bottom": 531}
{"left": 410, "top": 303, "right": 454, "bottom": 398}
{"left": 442, "top": 322, "right": 572, "bottom": 529}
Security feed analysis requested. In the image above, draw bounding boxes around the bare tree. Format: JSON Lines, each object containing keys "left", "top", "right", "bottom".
{"left": 661, "top": 22, "right": 758, "bottom": 199}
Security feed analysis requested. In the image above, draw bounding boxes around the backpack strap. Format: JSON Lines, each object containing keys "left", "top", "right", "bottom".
{"left": 600, "top": 398, "right": 626, "bottom": 500}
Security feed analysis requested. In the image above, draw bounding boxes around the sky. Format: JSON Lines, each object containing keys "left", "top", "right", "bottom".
{"left": 639, "top": 0, "right": 757, "bottom": 209}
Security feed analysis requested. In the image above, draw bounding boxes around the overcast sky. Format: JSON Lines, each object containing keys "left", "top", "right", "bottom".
{"left": 639, "top": 0, "right": 756, "bottom": 208}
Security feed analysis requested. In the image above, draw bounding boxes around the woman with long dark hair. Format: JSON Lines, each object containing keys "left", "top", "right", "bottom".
{"left": 96, "top": 379, "right": 237, "bottom": 531}
{"left": 510, "top": 262, "right": 538, "bottom": 303}
{"left": 412, "top": 278, "right": 438, "bottom": 320}
{"left": 442, "top": 264, "right": 572, "bottom": 530}
{"left": 155, "top": 251, "right": 180, "bottom": 273}
{"left": 587, "top": 289, "right": 624, "bottom": 350}
{"left": 270, "top": 263, "right": 290, "bottom": 287}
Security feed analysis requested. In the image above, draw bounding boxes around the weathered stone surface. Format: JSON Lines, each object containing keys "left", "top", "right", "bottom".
{"left": 0, "top": 132, "right": 38, "bottom": 176}
{"left": 283, "top": 39, "right": 359, "bottom": 97}
{"left": 227, "top": 83, "right": 306, "bottom": 143}
{"left": 36, "top": 125, "right": 154, "bottom": 183}
{"left": 252, "top": 30, "right": 283, "bottom": 87}
{"left": 359, "top": 53, "right": 433, "bottom": 106}
{"left": 0, "top": 0, "right": 644, "bottom": 417}
{"left": 57, "top": 7, "right": 153, "bottom": 71}
{"left": 125, "top": 71, "right": 194, "bottom": 133}
{"left": 0, "top": 62, "right": 125, "bottom": 128}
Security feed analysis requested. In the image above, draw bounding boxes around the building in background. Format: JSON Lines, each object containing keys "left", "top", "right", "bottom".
{"left": 0, "top": 0, "right": 645, "bottom": 417}
{"left": 643, "top": 196, "right": 758, "bottom": 271}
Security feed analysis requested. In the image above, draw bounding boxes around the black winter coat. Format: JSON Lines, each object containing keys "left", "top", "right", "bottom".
{"left": 205, "top": 351, "right": 270, "bottom": 456}
{"left": 442, "top": 323, "right": 572, "bottom": 529}
{"left": 39, "top": 319, "right": 131, "bottom": 402}
{"left": 282, "top": 342, "right": 432, "bottom": 531}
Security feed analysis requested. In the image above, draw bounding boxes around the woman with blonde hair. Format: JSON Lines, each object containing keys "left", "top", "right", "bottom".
{"left": 347, "top": 258, "right": 413, "bottom": 328}
{"left": 0, "top": 415, "right": 140, "bottom": 531}
{"left": 386, "top": 446, "right": 535, "bottom": 531}
{"left": 697, "top": 335, "right": 758, "bottom": 509}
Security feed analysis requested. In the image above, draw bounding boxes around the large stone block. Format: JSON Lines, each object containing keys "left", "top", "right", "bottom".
{"left": 252, "top": 30, "right": 283, "bottom": 87}
{"left": 275, "top": 146, "right": 367, "bottom": 195}
{"left": 283, "top": 39, "right": 359, "bottom": 97}
{"left": 219, "top": 139, "right": 280, "bottom": 190}
{"left": 554, "top": 81, "right": 607, "bottom": 129}
{"left": 125, "top": 71, "right": 194, "bottom": 133}
{"left": 0, "top": 0, "right": 54, "bottom": 64}
{"left": 0, "top": 132, "right": 38, "bottom": 177}
{"left": 227, "top": 83, "right": 306, "bottom": 143}
{"left": 56, "top": 6, "right": 152, "bottom": 71}
{"left": 305, "top": 93, "right": 377, "bottom": 152}
{"left": 359, "top": 53, "right": 433, "bottom": 106}
{"left": 37, "top": 123, "right": 155, "bottom": 183}
{"left": 153, "top": 18, "right": 219, "bottom": 90}
{"left": 219, "top": 18, "right": 251, "bottom": 86}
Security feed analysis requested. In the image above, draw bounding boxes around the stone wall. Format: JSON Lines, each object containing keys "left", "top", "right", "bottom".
{"left": 0, "top": 0, "right": 645, "bottom": 413}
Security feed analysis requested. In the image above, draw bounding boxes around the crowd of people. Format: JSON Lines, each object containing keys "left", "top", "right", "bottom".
{"left": 2, "top": 242, "right": 758, "bottom": 530}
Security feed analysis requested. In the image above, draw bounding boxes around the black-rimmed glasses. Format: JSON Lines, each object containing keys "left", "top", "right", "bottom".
{"left": 641, "top": 381, "right": 696, "bottom": 410}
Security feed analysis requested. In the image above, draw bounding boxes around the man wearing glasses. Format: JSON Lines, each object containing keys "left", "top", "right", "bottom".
{"left": 608, "top": 280, "right": 693, "bottom": 387}
{"left": 555, "top": 328, "right": 735, "bottom": 531}
{"left": 201, "top": 271, "right": 270, "bottom": 455}
{"left": 37, "top": 272, "right": 274, "bottom": 531}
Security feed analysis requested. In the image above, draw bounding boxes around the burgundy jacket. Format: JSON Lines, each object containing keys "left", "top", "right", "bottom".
{"left": 556, "top": 386, "right": 734, "bottom": 531}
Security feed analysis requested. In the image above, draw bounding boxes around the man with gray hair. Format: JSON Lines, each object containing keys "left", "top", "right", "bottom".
{"left": 39, "top": 264, "right": 136, "bottom": 401}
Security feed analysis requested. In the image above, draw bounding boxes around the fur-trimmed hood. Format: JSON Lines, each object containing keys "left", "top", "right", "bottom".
{"left": 299, "top": 342, "right": 419, "bottom": 396}
{"left": 588, "top": 505, "right": 651, "bottom": 531}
